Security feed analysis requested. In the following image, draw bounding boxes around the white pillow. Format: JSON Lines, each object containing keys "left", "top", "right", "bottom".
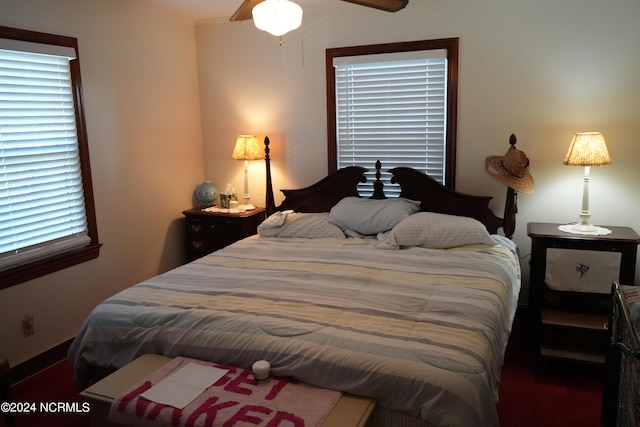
{"left": 329, "top": 197, "right": 421, "bottom": 236}
{"left": 257, "top": 209, "right": 293, "bottom": 229}
{"left": 377, "top": 212, "right": 496, "bottom": 249}
{"left": 258, "top": 212, "right": 345, "bottom": 238}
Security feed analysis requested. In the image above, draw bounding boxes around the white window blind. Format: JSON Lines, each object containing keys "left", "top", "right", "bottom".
{"left": 334, "top": 52, "right": 447, "bottom": 196}
{"left": 0, "top": 46, "right": 90, "bottom": 270}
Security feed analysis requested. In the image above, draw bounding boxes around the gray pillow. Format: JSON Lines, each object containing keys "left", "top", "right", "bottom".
{"left": 329, "top": 197, "right": 421, "bottom": 235}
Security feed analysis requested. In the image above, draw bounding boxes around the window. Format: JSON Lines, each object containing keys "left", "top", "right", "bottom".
{"left": 0, "top": 26, "right": 100, "bottom": 289}
{"left": 326, "top": 38, "right": 458, "bottom": 196}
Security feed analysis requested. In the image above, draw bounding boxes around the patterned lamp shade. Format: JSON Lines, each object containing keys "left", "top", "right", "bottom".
{"left": 232, "top": 135, "right": 263, "bottom": 161}
{"left": 563, "top": 132, "right": 611, "bottom": 167}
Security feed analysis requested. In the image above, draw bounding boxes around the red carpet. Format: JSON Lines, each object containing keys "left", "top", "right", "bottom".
{"left": 497, "top": 315, "right": 603, "bottom": 427}
{"left": 3, "top": 313, "right": 603, "bottom": 427}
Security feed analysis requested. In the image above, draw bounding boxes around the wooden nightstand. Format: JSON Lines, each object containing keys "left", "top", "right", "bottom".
{"left": 182, "top": 207, "right": 266, "bottom": 261}
{"left": 527, "top": 222, "right": 640, "bottom": 364}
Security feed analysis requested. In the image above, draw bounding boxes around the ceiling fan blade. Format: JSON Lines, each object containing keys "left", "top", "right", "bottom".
{"left": 340, "top": 0, "right": 408, "bottom": 12}
{"left": 230, "top": 0, "right": 265, "bottom": 22}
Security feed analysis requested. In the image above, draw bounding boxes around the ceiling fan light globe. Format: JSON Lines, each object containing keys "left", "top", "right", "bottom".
{"left": 252, "top": 0, "right": 303, "bottom": 37}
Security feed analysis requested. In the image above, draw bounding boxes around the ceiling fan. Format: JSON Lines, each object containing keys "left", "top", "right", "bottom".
{"left": 230, "top": 0, "right": 409, "bottom": 22}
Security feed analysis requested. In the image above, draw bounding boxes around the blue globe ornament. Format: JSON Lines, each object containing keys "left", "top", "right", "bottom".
{"left": 194, "top": 181, "right": 218, "bottom": 205}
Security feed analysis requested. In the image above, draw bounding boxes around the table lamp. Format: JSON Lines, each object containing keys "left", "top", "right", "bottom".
{"left": 232, "top": 135, "right": 263, "bottom": 210}
{"left": 561, "top": 132, "right": 611, "bottom": 234}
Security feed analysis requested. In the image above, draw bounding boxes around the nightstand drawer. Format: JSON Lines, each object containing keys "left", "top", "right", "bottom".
{"left": 187, "top": 239, "right": 238, "bottom": 259}
{"left": 186, "top": 216, "right": 242, "bottom": 239}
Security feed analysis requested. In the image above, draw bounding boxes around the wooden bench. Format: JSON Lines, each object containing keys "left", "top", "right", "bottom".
{"left": 81, "top": 354, "right": 375, "bottom": 427}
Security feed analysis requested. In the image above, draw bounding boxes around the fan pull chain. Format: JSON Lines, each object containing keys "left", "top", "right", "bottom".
{"left": 301, "top": 24, "right": 305, "bottom": 67}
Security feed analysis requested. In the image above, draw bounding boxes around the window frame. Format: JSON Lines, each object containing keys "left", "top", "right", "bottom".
{"left": 326, "top": 38, "right": 459, "bottom": 188}
{"left": 0, "top": 25, "right": 101, "bottom": 290}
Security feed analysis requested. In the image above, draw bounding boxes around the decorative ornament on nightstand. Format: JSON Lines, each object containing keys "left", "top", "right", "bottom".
{"left": 194, "top": 181, "right": 218, "bottom": 205}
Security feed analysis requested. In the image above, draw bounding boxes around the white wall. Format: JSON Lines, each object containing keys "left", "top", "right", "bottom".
{"left": 196, "top": 0, "right": 640, "bottom": 303}
{"left": 0, "top": 0, "right": 205, "bottom": 366}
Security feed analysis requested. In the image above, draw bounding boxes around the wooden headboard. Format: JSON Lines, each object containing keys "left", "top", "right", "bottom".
{"left": 263, "top": 137, "right": 516, "bottom": 238}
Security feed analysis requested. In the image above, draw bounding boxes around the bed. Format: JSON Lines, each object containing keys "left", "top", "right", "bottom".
{"left": 68, "top": 138, "right": 521, "bottom": 427}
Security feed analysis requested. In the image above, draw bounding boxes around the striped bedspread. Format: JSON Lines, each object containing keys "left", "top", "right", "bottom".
{"left": 68, "top": 235, "right": 520, "bottom": 427}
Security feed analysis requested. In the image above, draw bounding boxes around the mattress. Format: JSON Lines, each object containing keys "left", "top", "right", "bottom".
{"left": 68, "top": 235, "right": 520, "bottom": 427}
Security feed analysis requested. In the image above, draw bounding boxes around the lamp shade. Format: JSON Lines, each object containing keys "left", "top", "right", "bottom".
{"left": 563, "top": 132, "right": 611, "bottom": 167}
{"left": 232, "top": 135, "right": 263, "bottom": 161}
{"left": 252, "top": 0, "right": 303, "bottom": 37}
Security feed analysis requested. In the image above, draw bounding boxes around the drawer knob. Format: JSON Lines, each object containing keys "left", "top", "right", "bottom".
{"left": 191, "top": 225, "right": 202, "bottom": 233}
{"left": 192, "top": 241, "right": 203, "bottom": 249}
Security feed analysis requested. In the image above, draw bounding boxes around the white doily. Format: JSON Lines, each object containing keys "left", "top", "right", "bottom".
{"left": 202, "top": 206, "right": 248, "bottom": 214}
{"left": 557, "top": 224, "right": 612, "bottom": 236}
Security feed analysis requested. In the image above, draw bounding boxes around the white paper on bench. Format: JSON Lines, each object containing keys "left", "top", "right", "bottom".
{"left": 140, "top": 362, "right": 228, "bottom": 409}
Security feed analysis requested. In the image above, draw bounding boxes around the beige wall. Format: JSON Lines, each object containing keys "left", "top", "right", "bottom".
{"left": 2, "top": 0, "right": 640, "bottom": 367}
{"left": 197, "top": 0, "right": 640, "bottom": 303}
{"left": 0, "top": 0, "right": 205, "bottom": 366}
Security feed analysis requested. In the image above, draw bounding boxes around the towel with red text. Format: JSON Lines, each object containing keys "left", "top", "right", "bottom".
{"left": 108, "top": 357, "right": 342, "bottom": 427}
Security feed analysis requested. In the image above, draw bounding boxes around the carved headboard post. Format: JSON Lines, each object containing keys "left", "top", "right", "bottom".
{"left": 370, "top": 160, "right": 387, "bottom": 200}
{"left": 264, "top": 136, "right": 276, "bottom": 216}
{"left": 503, "top": 187, "right": 516, "bottom": 239}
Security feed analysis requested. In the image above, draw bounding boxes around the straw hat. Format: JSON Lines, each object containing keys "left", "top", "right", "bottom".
{"left": 484, "top": 134, "right": 534, "bottom": 194}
